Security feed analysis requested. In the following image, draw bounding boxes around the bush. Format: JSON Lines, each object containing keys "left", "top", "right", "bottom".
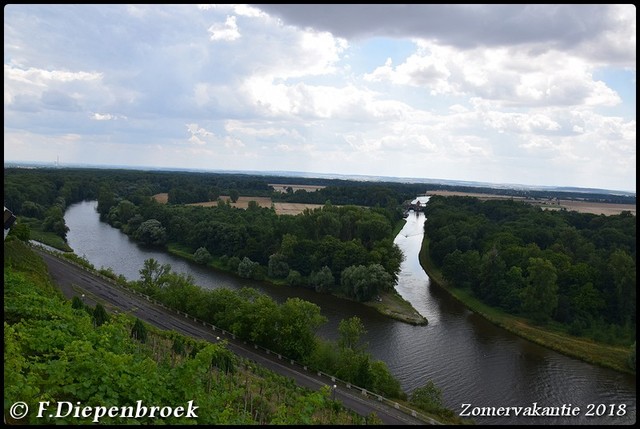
{"left": 194, "top": 247, "right": 212, "bottom": 265}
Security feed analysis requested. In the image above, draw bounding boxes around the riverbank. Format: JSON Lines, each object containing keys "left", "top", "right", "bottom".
{"left": 365, "top": 291, "right": 428, "bottom": 325}
{"left": 418, "top": 234, "right": 635, "bottom": 375}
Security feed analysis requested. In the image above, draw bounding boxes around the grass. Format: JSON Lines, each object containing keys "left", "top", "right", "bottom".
{"left": 418, "top": 234, "right": 635, "bottom": 375}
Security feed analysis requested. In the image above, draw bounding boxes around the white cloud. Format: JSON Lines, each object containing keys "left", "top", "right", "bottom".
{"left": 3, "top": 5, "right": 635, "bottom": 191}
{"left": 185, "top": 123, "right": 245, "bottom": 150}
{"left": 365, "top": 41, "right": 623, "bottom": 108}
{"left": 91, "top": 112, "right": 127, "bottom": 121}
{"left": 208, "top": 15, "right": 241, "bottom": 41}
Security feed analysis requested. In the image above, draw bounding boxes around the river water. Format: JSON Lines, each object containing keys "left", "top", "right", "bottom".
{"left": 64, "top": 199, "right": 636, "bottom": 424}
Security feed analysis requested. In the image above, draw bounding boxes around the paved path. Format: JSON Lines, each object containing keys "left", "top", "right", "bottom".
{"left": 38, "top": 250, "right": 438, "bottom": 425}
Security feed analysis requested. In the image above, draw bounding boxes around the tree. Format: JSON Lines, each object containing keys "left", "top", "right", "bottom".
{"left": 268, "top": 253, "right": 290, "bottom": 279}
{"left": 134, "top": 219, "right": 167, "bottom": 246}
{"left": 139, "top": 258, "right": 172, "bottom": 291}
{"left": 43, "top": 205, "right": 69, "bottom": 240}
{"left": 276, "top": 298, "right": 327, "bottom": 360}
{"left": 131, "top": 318, "right": 148, "bottom": 343}
{"left": 71, "top": 296, "right": 85, "bottom": 310}
{"left": 338, "top": 316, "right": 366, "bottom": 351}
{"left": 341, "top": 264, "right": 393, "bottom": 302}
{"left": 410, "top": 381, "right": 444, "bottom": 412}
{"left": 522, "top": 257, "right": 558, "bottom": 324}
{"left": 238, "top": 257, "right": 259, "bottom": 278}
{"left": 92, "top": 303, "right": 109, "bottom": 327}
{"left": 194, "top": 247, "right": 212, "bottom": 265}
{"left": 229, "top": 189, "right": 240, "bottom": 203}
{"left": 285, "top": 270, "right": 304, "bottom": 287}
{"left": 608, "top": 250, "right": 636, "bottom": 326}
{"left": 309, "top": 266, "right": 335, "bottom": 293}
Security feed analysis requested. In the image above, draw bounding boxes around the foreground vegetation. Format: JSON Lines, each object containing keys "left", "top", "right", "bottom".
{"left": 4, "top": 239, "right": 383, "bottom": 425}
{"left": 421, "top": 196, "right": 636, "bottom": 374}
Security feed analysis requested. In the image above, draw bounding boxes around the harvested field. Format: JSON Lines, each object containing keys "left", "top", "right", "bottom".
{"left": 152, "top": 193, "right": 169, "bottom": 203}
{"left": 427, "top": 190, "right": 635, "bottom": 216}
{"left": 154, "top": 193, "right": 324, "bottom": 215}
{"left": 189, "top": 196, "right": 324, "bottom": 215}
{"left": 272, "top": 202, "right": 325, "bottom": 215}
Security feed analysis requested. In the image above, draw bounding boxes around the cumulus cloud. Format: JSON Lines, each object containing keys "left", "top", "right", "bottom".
{"left": 208, "top": 15, "right": 241, "bottom": 41}
{"left": 3, "top": 4, "right": 635, "bottom": 191}
{"left": 365, "top": 41, "right": 623, "bottom": 108}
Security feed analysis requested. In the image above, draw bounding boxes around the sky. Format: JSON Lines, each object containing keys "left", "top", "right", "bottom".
{"left": 3, "top": 4, "right": 636, "bottom": 192}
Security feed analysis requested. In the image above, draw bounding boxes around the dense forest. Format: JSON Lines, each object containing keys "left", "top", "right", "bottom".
{"left": 424, "top": 195, "right": 636, "bottom": 347}
{"left": 4, "top": 240, "right": 377, "bottom": 424}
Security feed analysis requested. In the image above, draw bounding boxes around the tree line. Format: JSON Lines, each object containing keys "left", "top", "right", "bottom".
{"left": 132, "top": 257, "right": 405, "bottom": 399}
{"left": 424, "top": 196, "right": 636, "bottom": 348}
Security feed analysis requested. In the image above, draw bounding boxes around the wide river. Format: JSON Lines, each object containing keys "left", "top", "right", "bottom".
{"left": 64, "top": 199, "right": 636, "bottom": 424}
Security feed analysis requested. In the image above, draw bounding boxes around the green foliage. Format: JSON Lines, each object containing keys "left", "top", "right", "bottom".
{"left": 71, "top": 295, "right": 85, "bottom": 310}
{"left": 62, "top": 252, "right": 96, "bottom": 270}
{"left": 193, "top": 246, "right": 212, "bottom": 265}
{"left": 285, "top": 270, "right": 304, "bottom": 287}
{"left": 425, "top": 196, "right": 636, "bottom": 345}
{"left": 131, "top": 318, "right": 148, "bottom": 343}
{"left": 341, "top": 264, "right": 393, "bottom": 302}
{"left": 225, "top": 255, "right": 240, "bottom": 271}
{"left": 139, "top": 258, "right": 172, "bottom": 292}
{"left": 307, "top": 339, "right": 404, "bottom": 399}
{"left": 237, "top": 256, "right": 259, "bottom": 279}
{"left": 8, "top": 220, "right": 31, "bottom": 241}
{"left": 522, "top": 257, "right": 558, "bottom": 324}
{"left": 229, "top": 189, "right": 240, "bottom": 203}
{"left": 8, "top": 167, "right": 409, "bottom": 302}
{"left": 4, "top": 240, "right": 371, "bottom": 425}
{"left": 92, "top": 303, "right": 109, "bottom": 327}
{"left": 338, "top": 316, "right": 366, "bottom": 351}
{"left": 268, "top": 253, "right": 289, "bottom": 278}
{"left": 133, "top": 219, "right": 167, "bottom": 246}
{"left": 309, "top": 266, "right": 335, "bottom": 293}
{"left": 410, "top": 381, "right": 444, "bottom": 413}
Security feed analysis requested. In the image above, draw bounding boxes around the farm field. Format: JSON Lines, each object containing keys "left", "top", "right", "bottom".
{"left": 153, "top": 193, "right": 325, "bottom": 215}
{"left": 427, "top": 190, "right": 636, "bottom": 216}
{"left": 192, "top": 196, "right": 325, "bottom": 215}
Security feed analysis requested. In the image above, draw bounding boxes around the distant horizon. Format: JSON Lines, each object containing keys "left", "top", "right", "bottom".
{"left": 5, "top": 159, "right": 636, "bottom": 197}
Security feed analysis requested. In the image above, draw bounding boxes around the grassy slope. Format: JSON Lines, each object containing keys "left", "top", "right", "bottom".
{"left": 3, "top": 239, "right": 373, "bottom": 425}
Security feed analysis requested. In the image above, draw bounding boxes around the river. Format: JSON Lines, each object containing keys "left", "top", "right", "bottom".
{"left": 64, "top": 199, "right": 636, "bottom": 425}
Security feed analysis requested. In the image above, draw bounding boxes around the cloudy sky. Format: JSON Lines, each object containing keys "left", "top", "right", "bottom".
{"left": 4, "top": 4, "right": 636, "bottom": 192}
